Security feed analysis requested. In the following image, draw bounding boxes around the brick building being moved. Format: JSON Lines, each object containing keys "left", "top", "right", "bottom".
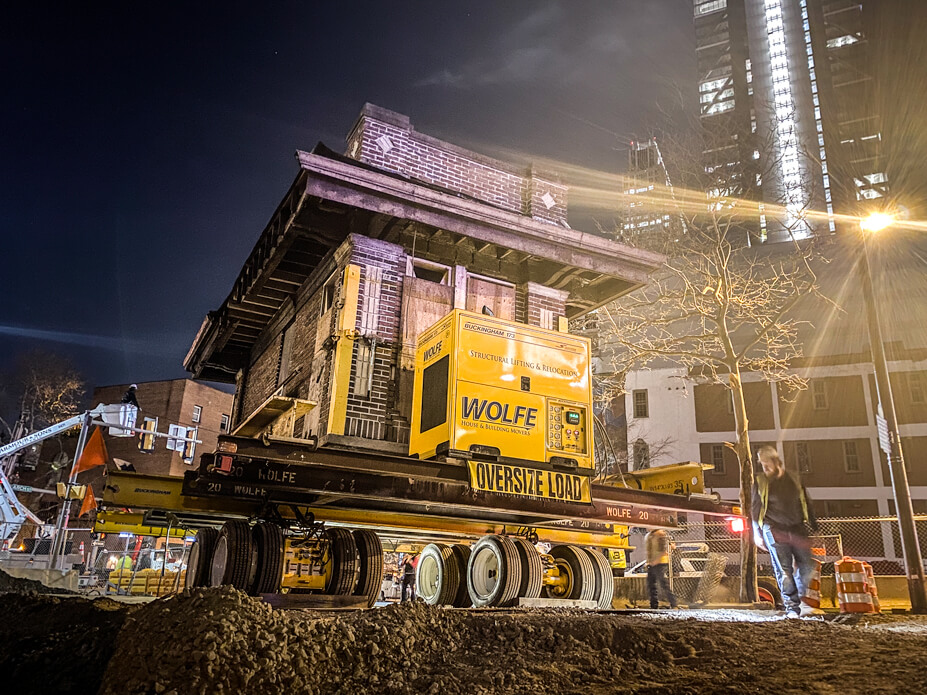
{"left": 184, "top": 104, "right": 662, "bottom": 454}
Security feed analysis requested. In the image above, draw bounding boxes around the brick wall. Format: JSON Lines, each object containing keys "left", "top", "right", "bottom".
{"left": 344, "top": 235, "right": 408, "bottom": 443}
{"left": 521, "top": 282, "right": 568, "bottom": 329}
{"left": 90, "top": 380, "right": 232, "bottom": 477}
{"left": 239, "top": 334, "right": 282, "bottom": 421}
{"left": 346, "top": 104, "right": 568, "bottom": 225}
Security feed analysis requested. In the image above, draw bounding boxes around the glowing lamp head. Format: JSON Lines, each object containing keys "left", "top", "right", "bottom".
{"left": 860, "top": 212, "right": 894, "bottom": 234}
{"left": 727, "top": 516, "right": 746, "bottom": 534}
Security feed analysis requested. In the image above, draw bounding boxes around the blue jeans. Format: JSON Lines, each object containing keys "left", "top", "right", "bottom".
{"left": 762, "top": 525, "right": 814, "bottom": 611}
{"left": 647, "top": 564, "right": 677, "bottom": 608}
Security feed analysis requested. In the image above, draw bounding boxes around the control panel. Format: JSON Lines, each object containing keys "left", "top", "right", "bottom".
{"left": 547, "top": 402, "right": 588, "bottom": 455}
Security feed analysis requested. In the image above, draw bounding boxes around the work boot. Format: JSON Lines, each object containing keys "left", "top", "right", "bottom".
{"left": 800, "top": 602, "right": 825, "bottom": 617}
{"left": 785, "top": 607, "right": 801, "bottom": 619}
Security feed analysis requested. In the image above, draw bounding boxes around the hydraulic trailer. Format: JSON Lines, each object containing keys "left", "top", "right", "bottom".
{"left": 101, "top": 433, "right": 740, "bottom": 609}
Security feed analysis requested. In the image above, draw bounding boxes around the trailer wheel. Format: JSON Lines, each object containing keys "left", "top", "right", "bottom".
{"left": 324, "top": 527, "right": 358, "bottom": 595}
{"left": 546, "top": 545, "right": 596, "bottom": 602}
{"left": 450, "top": 544, "right": 472, "bottom": 607}
{"left": 250, "top": 521, "right": 285, "bottom": 595}
{"left": 210, "top": 520, "right": 255, "bottom": 590}
{"left": 352, "top": 529, "right": 383, "bottom": 608}
{"left": 184, "top": 527, "right": 218, "bottom": 589}
{"left": 582, "top": 547, "right": 616, "bottom": 610}
{"left": 417, "top": 543, "right": 460, "bottom": 606}
{"left": 467, "top": 535, "right": 522, "bottom": 607}
{"left": 511, "top": 537, "right": 543, "bottom": 601}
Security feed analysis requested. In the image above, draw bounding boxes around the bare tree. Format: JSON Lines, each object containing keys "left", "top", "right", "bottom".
{"left": 589, "top": 118, "right": 833, "bottom": 602}
{"left": 1, "top": 350, "right": 86, "bottom": 474}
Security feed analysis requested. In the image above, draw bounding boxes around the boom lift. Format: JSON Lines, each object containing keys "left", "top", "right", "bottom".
{"left": 101, "top": 311, "right": 741, "bottom": 608}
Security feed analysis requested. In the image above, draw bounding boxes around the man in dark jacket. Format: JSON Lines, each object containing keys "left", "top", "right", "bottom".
{"left": 752, "top": 445, "right": 821, "bottom": 617}
{"left": 400, "top": 555, "right": 416, "bottom": 602}
{"left": 121, "top": 384, "right": 140, "bottom": 409}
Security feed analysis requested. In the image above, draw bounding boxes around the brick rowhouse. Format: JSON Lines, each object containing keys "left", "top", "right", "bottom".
{"left": 185, "top": 103, "right": 663, "bottom": 456}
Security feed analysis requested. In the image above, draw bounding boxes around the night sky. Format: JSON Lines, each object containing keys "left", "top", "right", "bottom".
{"left": 1, "top": 2, "right": 697, "bottom": 391}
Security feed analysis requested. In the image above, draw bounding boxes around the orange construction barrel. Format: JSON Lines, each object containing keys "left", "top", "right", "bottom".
{"left": 835, "top": 557, "right": 874, "bottom": 613}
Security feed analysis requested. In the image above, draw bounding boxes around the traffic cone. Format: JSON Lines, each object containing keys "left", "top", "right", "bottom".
{"left": 803, "top": 558, "right": 823, "bottom": 610}
{"left": 862, "top": 562, "right": 881, "bottom": 613}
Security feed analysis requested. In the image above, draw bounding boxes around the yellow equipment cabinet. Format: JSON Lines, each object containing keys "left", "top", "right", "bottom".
{"left": 410, "top": 309, "right": 594, "bottom": 472}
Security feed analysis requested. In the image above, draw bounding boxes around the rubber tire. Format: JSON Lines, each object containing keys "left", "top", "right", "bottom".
{"left": 450, "top": 544, "right": 472, "bottom": 607}
{"left": 467, "top": 535, "right": 522, "bottom": 608}
{"left": 250, "top": 521, "right": 285, "bottom": 595}
{"left": 210, "top": 520, "right": 255, "bottom": 590}
{"left": 417, "top": 543, "right": 460, "bottom": 606}
{"left": 547, "top": 545, "right": 596, "bottom": 602}
{"left": 511, "top": 537, "right": 543, "bottom": 601}
{"left": 352, "top": 529, "right": 383, "bottom": 608}
{"left": 325, "top": 527, "right": 359, "bottom": 595}
{"left": 582, "top": 547, "right": 616, "bottom": 610}
{"left": 184, "top": 527, "right": 218, "bottom": 589}
{"left": 758, "top": 577, "right": 783, "bottom": 609}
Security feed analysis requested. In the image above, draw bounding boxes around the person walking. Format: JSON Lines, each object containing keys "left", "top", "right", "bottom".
{"left": 400, "top": 555, "right": 416, "bottom": 603}
{"left": 645, "top": 528, "right": 677, "bottom": 609}
{"left": 752, "top": 444, "right": 822, "bottom": 617}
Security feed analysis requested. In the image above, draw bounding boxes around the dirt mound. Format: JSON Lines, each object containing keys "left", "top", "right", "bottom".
{"left": 0, "top": 568, "right": 69, "bottom": 595}
{"left": 97, "top": 589, "right": 927, "bottom": 695}
{"left": 0, "top": 593, "right": 129, "bottom": 695}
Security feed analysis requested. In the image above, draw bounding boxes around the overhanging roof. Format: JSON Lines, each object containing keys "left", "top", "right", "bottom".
{"left": 185, "top": 146, "right": 663, "bottom": 382}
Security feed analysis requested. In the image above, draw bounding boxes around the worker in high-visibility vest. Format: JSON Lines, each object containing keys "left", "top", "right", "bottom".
{"left": 752, "top": 445, "right": 822, "bottom": 618}
{"left": 645, "top": 529, "right": 677, "bottom": 609}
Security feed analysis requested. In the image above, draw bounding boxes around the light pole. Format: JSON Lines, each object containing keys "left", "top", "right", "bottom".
{"left": 858, "top": 212, "right": 927, "bottom": 613}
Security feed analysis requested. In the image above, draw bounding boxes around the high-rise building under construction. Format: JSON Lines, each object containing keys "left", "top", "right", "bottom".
{"left": 693, "top": 0, "right": 918, "bottom": 242}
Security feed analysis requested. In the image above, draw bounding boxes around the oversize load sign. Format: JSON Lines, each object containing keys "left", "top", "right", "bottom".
{"left": 468, "top": 461, "right": 591, "bottom": 504}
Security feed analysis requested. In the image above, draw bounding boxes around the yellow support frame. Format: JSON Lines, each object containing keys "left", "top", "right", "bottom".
{"left": 326, "top": 263, "right": 361, "bottom": 436}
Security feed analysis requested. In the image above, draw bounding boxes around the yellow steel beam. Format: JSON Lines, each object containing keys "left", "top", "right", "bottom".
{"left": 327, "top": 263, "right": 361, "bottom": 436}
{"left": 101, "top": 472, "right": 632, "bottom": 549}
{"left": 103, "top": 471, "right": 260, "bottom": 516}
{"left": 94, "top": 511, "right": 194, "bottom": 538}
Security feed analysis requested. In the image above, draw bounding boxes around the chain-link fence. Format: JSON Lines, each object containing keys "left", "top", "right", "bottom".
{"left": 1, "top": 522, "right": 193, "bottom": 596}
{"left": 626, "top": 515, "right": 927, "bottom": 578}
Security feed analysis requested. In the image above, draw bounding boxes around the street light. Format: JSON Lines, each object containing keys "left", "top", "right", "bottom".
{"left": 858, "top": 212, "right": 927, "bottom": 613}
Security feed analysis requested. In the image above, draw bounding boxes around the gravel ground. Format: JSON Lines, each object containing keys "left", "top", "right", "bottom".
{"left": 3, "top": 574, "right": 927, "bottom": 695}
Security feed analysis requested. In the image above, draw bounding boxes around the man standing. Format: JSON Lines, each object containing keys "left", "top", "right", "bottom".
{"left": 645, "top": 528, "right": 677, "bottom": 609}
{"left": 752, "top": 445, "right": 822, "bottom": 617}
{"left": 400, "top": 555, "right": 416, "bottom": 603}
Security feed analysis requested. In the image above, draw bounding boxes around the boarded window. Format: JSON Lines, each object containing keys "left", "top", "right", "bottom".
{"left": 465, "top": 276, "right": 515, "bottom": 320}
{"left": 400, "top": 277, "right": 454, "bottom": 370}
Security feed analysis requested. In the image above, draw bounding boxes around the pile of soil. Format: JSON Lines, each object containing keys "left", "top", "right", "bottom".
{"left": 0, "top": 567, "right": 71, "bottom": 594}
{"left": 95, "top": 588, "right": 927, "bottom": 695}
{"left": 0, "top": 593, "right": 130, "bottom": 695}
